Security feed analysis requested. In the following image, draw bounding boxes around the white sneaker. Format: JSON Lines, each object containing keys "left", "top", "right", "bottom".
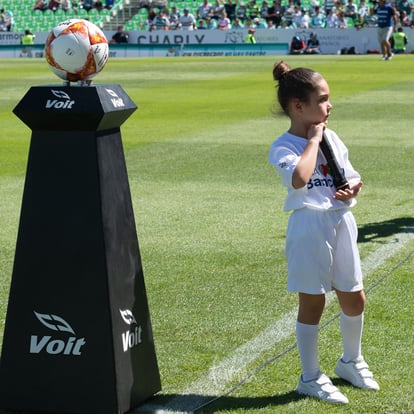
{"left": 297, "top": 372, "right": 349, "bottom": 404}
{"left": 335, "top": 357, "right": 379, "bottom": 390}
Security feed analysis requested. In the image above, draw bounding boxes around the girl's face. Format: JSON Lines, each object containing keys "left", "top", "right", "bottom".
{"left": 302, "top": 77, "right": 332, "bottom": 126}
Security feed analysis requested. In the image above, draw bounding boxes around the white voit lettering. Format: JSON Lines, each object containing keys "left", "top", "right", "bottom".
{"left": 105, "top": 88, "right": 125, "bottom": 108}
{"left": 31, "top": 311, "right": 86, "bottom": 356}
{"left": 30, "top": 335, "right": 86, "bottom": 355}
{"left": 111, "top": 97, "right": 125, "bottom": 108}
{"left": 122, "top": 325, "right": 143, "bottom": 352}
{"left": 45, "top": 99, "right": 75, "bottom": 109}
{"left": 46, "top": 89, "right": 75, "bottom": 109}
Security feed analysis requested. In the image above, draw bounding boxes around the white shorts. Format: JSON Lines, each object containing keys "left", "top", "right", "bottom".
{"left": 285, "top": 208, "right": 363, "bottom": 294}
{"left": 378, "top": 26, "right": 393, "bottom": 43}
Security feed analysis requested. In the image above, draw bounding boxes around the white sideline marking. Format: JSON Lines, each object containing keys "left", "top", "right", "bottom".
{"left": 139, "top": 227, "right": 414, "bottom": 413}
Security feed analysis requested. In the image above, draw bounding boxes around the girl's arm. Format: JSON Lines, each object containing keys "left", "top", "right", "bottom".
{"left": 292, "top": 125, "right": 324, "bottom": 189}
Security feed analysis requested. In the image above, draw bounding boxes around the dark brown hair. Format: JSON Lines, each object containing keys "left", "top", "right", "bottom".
{"left": 273, "top": 61, "right": 323, "bottom": 115}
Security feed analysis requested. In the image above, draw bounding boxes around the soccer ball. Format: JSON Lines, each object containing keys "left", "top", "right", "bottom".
{"left": 45, "top": 19, "right": 108, "bottom": 82}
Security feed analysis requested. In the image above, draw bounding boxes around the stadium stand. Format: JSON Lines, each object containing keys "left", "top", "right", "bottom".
{"left": 3, "top": 0, "right": 379, "bottom": 34}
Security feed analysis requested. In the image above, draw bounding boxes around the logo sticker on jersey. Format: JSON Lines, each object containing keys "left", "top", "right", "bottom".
{"left": 319, "top": 163, "right": 330, "bottom": 177}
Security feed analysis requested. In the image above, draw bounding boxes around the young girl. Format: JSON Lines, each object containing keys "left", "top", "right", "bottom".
{"left": 268, "top": 61, "right": 379, "bottom": 404}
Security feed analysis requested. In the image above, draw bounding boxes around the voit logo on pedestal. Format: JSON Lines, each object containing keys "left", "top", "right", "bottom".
{"left": 120, "top": 309, "right": 142, "bottom": 352}
{"left": 30, "top": 311, "right": 86, "bottom": 356}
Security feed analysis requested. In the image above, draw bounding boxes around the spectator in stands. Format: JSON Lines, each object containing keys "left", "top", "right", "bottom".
{"left": 305, "top": 32, "right": 321, "bottom": 53}
{"left": 293, "top": 7, "right": 304, "bottom": 27}
{"left": 283, "top": 0, "right": 296, "bottom": 26}
{"left": 61, "top": 0, "right": 72, "bottom": 11}
{"left": 197, "top": 19, "right": 207, "bottom": 28}
{"left": 105, "top": 0, "right": 114, "bottom": 8}
{"left": 344, "top": 0, "right": 358, "bottom": 23}
{"left": 211, "top": 0, "right": 225, "bottom": 20}
{"left": 95, "top": 0, "right": 104, "bottom": 11}
{"left": 153, "top": 10, "right": 170, "bottom": 29}
{"left": 0, "top": 12, "right": 6, "bottom": 31}
{"left": 391, "top": 26, "right": 408, "bottom": 52}
{"left": 334, "top": 0, "right": 345, "bottom": 13}
{"left": 267, "top": 19, "right": 276, "bottom": 28}
{"left": 1, "top": 8, "right": 13, "bottom": 31}
{"left": 396, "top": 0, "right": 412, "bottom": 19}
{"left": 253, "top": 16, "right": 267, "bottom": 28}
{"left": 179, "top": 7, "right": 196, "bottom": 30}
{"left": 244, "top": 16, "right": 254, "bottom": 28}
{"left": 376, "top": 0, "right": 398, "bottom": 60}
{"left": 205, "top": 15, "right": 217, "bottom": 28}
{"left": 399, "top": 10, "right": 412, "bottom": 26}
{"left": 290, "top": 35, "right": 306, "bottom": 54}
{"left": 236, "top": 2, "right": 248, "bottom": 22}
{"left": 48, "top": 0, "right": 61, "bottom": 10}
{"left": 291, "top": 4, "right": 301, "bottom": 24}
{"left": 324, "top": 0, "right": 336, "bottom": 15}
{"left": 224, "top": 0, "right": 236, "bottom": 21}
{"left": 326, "top": 7, "right": 339, "bottom": 27}
{"left": 363, "top": 7, "right": 378, "bottom": 26}
{"left": 81, "top": 0, "right": 94, "bottom": 11}
{"left": 265, "top": 0, "right": 284, "bottom": 27}
{"left": 197, "top": 0, "right": 213, "bottom": 20}
{"left": 110, "top": 25, "right": 129, "bottom": 43}
{"left": 247, "top": 0, "right": 260, "bottom": 19}
{"left": 232, "top": 17, "right": 244, "bottom": 28}
{"left": 169, "top": 14, "right": 182, "bottom": 29}
{"left": 337, "top": 10, "right": 348, "bottom": 27}
{"left": 260, "top": 0, "right": 269, "bottom": 20}
{"left": 244, "top": 27, "right": 256, "bottom": 43}
{"left": 147, "top": 5, "right": 157, "bottom": 22}
{"left": 311, "top": 5, "right": 326, "bottom": 27}
{"left": 33, "top": 0, "right": 47, "bottom": 11}
{"left": 170, "top": 6, "right": 181, "bottom": 21}
{"left": 294, "top": 8, "right": 307, "bottom": 27}
{"left": 217, "top": 10, "right": 231, "bottom": 29}
{"left": 358, "top": 0, "right": 370, "bottom": 26}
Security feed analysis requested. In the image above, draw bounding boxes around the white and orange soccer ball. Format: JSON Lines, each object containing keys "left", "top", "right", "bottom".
{"left": 45, "top": 19, "right": 109, "bottom": 82}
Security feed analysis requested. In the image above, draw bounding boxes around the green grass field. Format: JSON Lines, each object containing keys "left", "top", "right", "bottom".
{"left": 0, "top": 55, "right": 413, "bottom": 413}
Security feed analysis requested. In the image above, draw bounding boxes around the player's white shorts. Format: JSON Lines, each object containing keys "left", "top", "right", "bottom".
{"left": 377, "top": 26, "right": 393, "bottom": 43}
{"left": 285, "top": 208, "right": 363, "bottom": 294}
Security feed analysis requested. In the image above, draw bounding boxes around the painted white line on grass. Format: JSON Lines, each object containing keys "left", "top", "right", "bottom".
{"left": 140, "top": 226, "right": 414, "bottom": 414}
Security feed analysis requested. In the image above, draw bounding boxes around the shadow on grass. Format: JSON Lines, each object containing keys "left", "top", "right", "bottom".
{"left": 194, "top": 391, "right": 304, "bottom": 412}
{"left": 132, "top": 391, "right": 304, "bottom": 413}
{"left": 358, "top": 216, "right": 414, "bottom": 243}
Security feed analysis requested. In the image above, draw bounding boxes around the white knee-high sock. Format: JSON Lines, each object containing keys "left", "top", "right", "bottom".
{"left": 340, "top": 311, "right": 363, "bottom": 363}
{"left": 296, "top": 321, "right": 320, "bottom": 382}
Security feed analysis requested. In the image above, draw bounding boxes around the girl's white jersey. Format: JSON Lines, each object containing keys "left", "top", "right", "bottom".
{"left": 269, "top": 128, "right": 361, "bottom": 212}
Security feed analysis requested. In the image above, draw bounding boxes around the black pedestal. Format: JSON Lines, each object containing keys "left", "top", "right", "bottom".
{"left": 0, "top": 85, "right": 161, "bottom": 414}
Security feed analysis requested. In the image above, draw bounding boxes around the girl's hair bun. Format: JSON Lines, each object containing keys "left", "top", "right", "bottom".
{"left": 273, "top": 61, "right": 290, "bottom": 81}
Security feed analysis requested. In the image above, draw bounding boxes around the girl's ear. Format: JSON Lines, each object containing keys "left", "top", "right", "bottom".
{"left": 290, "top": 98, "right": 302, "bottom": 113}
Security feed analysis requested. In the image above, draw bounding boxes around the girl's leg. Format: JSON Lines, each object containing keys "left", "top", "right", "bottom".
{"left": 334, "top": 289, "right": 379, "bottom": 390}
{"left": 335, "top": 289, "right": 365, "bottom": 362}
{"left": 296, "top": 293, "right": 325, "bottom": 381}
{"left": 335, "top": 289, "right": 366, "bottom": 316}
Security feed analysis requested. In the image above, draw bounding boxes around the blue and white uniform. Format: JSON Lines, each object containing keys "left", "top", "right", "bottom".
{"left": 376, "top": 2, "right": 395, "bottom": 42}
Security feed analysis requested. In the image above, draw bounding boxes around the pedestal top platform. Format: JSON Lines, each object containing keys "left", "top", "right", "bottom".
{"left": 13, "top": 84, "right": 137, "bottom": 132}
